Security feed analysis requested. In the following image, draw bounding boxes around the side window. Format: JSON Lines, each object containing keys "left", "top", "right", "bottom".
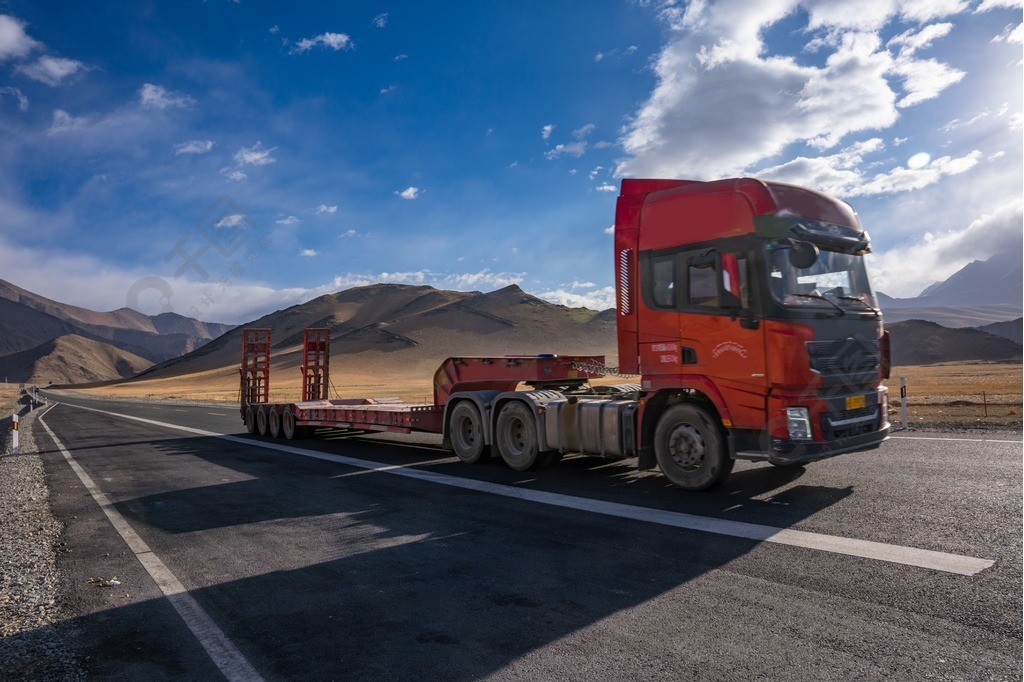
{"left": 650, "top": 255, "right": 675, "bottom": 308}
{"left": 688, "top": 261, "right": 719, "bottom": 307}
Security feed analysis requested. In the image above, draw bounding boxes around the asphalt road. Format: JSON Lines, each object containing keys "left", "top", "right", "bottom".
{"left": 30, "top": 391, "right": 1023, "bottom": 680}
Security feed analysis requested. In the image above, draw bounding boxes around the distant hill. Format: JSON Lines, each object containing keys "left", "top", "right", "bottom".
{"left": 975, "top": 318, "right": 1023, "bottom": 344}
{"left": 0, "top": 279, "right": 234, "bottom": 363}
{"left": 887, "top": 319, "right": 1022, "bottom": 365}
{"left": 0, "top": 334, "right": 153, "bottom": 386}
{"left": 877, "top": 250, "right": 1022, "bottom": 326}
{"left": 133, "top": 283, "right": 618, "bottom": 383}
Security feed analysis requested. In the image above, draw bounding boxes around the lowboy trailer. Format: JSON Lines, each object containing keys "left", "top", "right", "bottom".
{"left": 241, "top": 178, "right": 891, "bottom": 490}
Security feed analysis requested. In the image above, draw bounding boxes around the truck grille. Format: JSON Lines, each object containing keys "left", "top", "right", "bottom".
{"left": 807, "top": 338, "right": 880, "bottom": 394}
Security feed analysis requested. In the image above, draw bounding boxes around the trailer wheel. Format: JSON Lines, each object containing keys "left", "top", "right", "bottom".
{"left": 256, "top": 408, "right": 269, "bottom": 437}
{"left": 282, "top": 410, "right": 303, "bottom": 440}
{"left": 496, "top": 401, "right": 545, "bottom": 471}
{"left": 244, "top": 407, "right": 257, "bottom": 435}
{"left": 449, "top": 402, "right": 486, "bottom": 464}
{"left": 654, "top": 404, "right": 733, "bottom": 491}
{"left": 268, "top": 409, "right": 282, "bottom": 438}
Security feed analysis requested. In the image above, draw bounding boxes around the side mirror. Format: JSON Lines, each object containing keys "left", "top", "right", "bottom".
{"left": 789, "top": 241, "right": 819, "bottom": 269}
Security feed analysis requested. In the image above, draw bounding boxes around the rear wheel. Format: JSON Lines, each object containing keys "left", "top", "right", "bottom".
{"left": 449, "top": 402, "right": 486, "bottom": 463}
{"left": 268, "top": 409, "right": 282, "bottom": 438}
{"left": 244, "top": 407, "right": 257, "bottom": 435}
{"left": 654, "top": 404, "right": 733, "bottom": 491}
{"left": 496, "top": 401, "right": 546, "bottom": 471}
{"left": 256, "top": 408, "right": 269, "bottom": 437}
{"left": 282, "top": 410, "right": 303, "bottom": 440}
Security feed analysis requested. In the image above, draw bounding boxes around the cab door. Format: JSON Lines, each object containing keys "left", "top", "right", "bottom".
{"left": 679, "top": 250, "right": 767, "bottom": 431}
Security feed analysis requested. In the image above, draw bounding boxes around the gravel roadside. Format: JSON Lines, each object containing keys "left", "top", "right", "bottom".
{"left": 0, "top": 406, "right": 83, "bottom": 681}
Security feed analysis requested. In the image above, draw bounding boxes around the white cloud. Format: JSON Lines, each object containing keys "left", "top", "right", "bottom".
{"left": 589, "top": 166, "right": 604, "bottom": 180}
{"left": 890, "top": 56, "right": 965, "bottom": 108}
{"left": 315, "top": 204, "right": 337, "bottom": 214}
{"left": 394, "top": 53, "right": 408, "bottom": 61}
{"left": 234, "top": 141, "right": 276, "bottom": 166}
{"left": 0, "top": 15, "right": 39, "bottom": 61}
{"left": 299, "top": 248, "right": 319, "bottom": 257}
{"left": 380, "top": 85, "right": 396, "bottom": 94}
{"left": 269, "top": 25, "right": 280, "bottom": 34}
{"left": 541, "top": 124, "right": 554, "bottom": 140}
{"left": 573, "top": 123, "right": 596, "bottom": 139}
{"left": 215, "top": 214, "right": 247, "bottom": 228}
{"left": 1009, "top": 113, "right": 1024, "bottom": 130}
{"left": 604, "top": 224, "right": 615, "bottom": 235}
{"left": 755, "top": 138, "right": 982, "bottom": 197}
{"left": 396, "top": 186, "right": 421, "bottom": 200}
{"left": 46, "top": 109, "right": 85, "bottom": 136}
{"left": 545, "top": 141, "right": 587, "bottom": 159}
{"left": 339, "top": 229, "right": 357, "bottom": 238}
{"left": 617, "top": 2, "right": 968, "bottom": 179}
{"left": 16, "top": 55, "right": 84, "bottom": 86}
{"left": 174, "top": 139, "right": 214, "bottom": 155}
{"left": 976, "top": 0, "right": 1024, "bottom": 12}
{"left": 992, "top": 22, "right": 1024, "bottom": 44}
{"left": 0, "top": 86, "right": 28, "bottom": 111}
{"left": 538, "top": 286, "right": 615, "bottom": 310}
{"left": 220, "top": 167, "right": 247, "bottom": 182}
{"left": 139, "top": 83, "right": 194, "bottom": 110}
{"left": 887, "top": 23, "right": 953, "bottom": 56}
{"left": 595, "top": 183, "right": 617, "bottom": 192}
{"left": 373, "top": 13, "right": 388, "bottom": 28}
{"left": 291, "top": 32, "right": 353, "bottom": 54}
{"left": 870, "top": 202, "right": 1023, "bottom": 296}
{"left": 276, "top": 216, "right": 300, "bottom": 225}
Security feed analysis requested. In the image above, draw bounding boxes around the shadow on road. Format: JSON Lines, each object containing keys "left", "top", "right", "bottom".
{"left": 29, "top": 406, "right": 857, "bottom": 679}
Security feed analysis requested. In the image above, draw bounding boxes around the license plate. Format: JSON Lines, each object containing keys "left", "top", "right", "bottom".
{"left": 845, "top": 394, "right": 867, "bottom": 410}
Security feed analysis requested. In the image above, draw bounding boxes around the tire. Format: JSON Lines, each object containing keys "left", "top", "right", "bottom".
{"left": 495, "top": 401, "right": 543, "bottom": 471}
{"left": 245, "top": 407, "right": 257, "bottom": 435}
{"left": 449, "top": 402, "right": 486, "bottom": 464}
{"left": 654, "top": 403, "right": 733, "bottom": 491}
{"left": 282, "top": 410, "right": 302, "bottom": 440}
{"left": 268, "top": 409, "right": 282, "bottom": 438}
{"left": 256, "top": 408, "right": 269, "bottom": 437}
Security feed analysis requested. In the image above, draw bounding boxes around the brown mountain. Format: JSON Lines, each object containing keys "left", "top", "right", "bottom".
{"left": 974, "top": 318, "right": 1023, "bottom": 344}
{"left": 0, "top": 334, "right": 153, "bottom": 386}
{"left": 136, "top": 283, "right": 618, "bottom": 383}
{"left": 888, "top": 319, "right": 1023, "bottom": 365}
{"left": 0, "top": 279, "right": 234, "bottom": 363}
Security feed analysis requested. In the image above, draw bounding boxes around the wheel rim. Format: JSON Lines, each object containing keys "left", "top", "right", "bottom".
{"left": 454, "top": 414, "right": 476, "bottom": 450}
{"left": 506, "top": 416, "right": 527, "bottom": 454}
{"left": 667, "top": 423, "right": 705, "bottom": 471}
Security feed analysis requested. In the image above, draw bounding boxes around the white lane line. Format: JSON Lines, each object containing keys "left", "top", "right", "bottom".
{"left": 38, "top": 405, "right": 264, "bottom": 682}
{"left": 59, "top": 401, "right": 995, "bottom": 577}
{"left": 890, "top": 435, "right": 1020, "bottom": 444}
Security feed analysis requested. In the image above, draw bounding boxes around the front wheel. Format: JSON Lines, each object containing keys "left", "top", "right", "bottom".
{"left": 654, "top": 404, "right": 733, "bottom": 491}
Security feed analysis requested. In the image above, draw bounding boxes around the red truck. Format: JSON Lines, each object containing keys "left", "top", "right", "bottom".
{"left": 241, "top": 178, "right": 890, "bottom": 490}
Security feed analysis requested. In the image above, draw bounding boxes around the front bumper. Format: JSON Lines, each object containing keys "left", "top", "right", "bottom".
{"left": 766, "top": 423, "right": 890, "bottom": 464}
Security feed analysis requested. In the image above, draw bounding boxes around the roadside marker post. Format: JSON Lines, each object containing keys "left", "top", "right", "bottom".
{"left": 11, "top": 413, "right": 19, "bottom": 455}
{"left": 899, "top": 376, "right": 909, "bottom": 429}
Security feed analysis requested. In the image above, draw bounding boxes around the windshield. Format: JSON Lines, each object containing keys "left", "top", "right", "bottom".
{"left": 767, "top": 244, "right": 877, "bottom": 312}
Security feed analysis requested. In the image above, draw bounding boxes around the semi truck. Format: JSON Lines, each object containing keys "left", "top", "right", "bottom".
{"left": 240, "top": 177, "right": 891, "bottom": 490}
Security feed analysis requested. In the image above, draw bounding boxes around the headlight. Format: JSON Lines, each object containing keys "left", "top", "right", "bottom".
{"left": 786, "top": 407, "right": 812, "bottom": 441}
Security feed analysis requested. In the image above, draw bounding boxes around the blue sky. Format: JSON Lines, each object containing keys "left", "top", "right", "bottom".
{"left": 0, "top": 0, "right": 1020, "bottom": 323}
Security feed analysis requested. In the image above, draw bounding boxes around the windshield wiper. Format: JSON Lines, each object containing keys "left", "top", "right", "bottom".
{"left": 836, "top": 295, "right": 880, "bottom": 317}
{"left": 788, "top": 292, "right": 846, "bottom": 315}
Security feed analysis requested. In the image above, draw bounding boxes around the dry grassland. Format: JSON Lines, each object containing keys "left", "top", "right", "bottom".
{"left": 76, "top": 361, "right": 1022, "bottom": 429}
{"left": 886, "top": 362, "right": 1022, "bottom": 428}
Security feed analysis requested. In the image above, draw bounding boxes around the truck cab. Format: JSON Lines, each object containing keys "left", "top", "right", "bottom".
{"left": 615, "top": 178, "right": 890, "bottom": 489}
